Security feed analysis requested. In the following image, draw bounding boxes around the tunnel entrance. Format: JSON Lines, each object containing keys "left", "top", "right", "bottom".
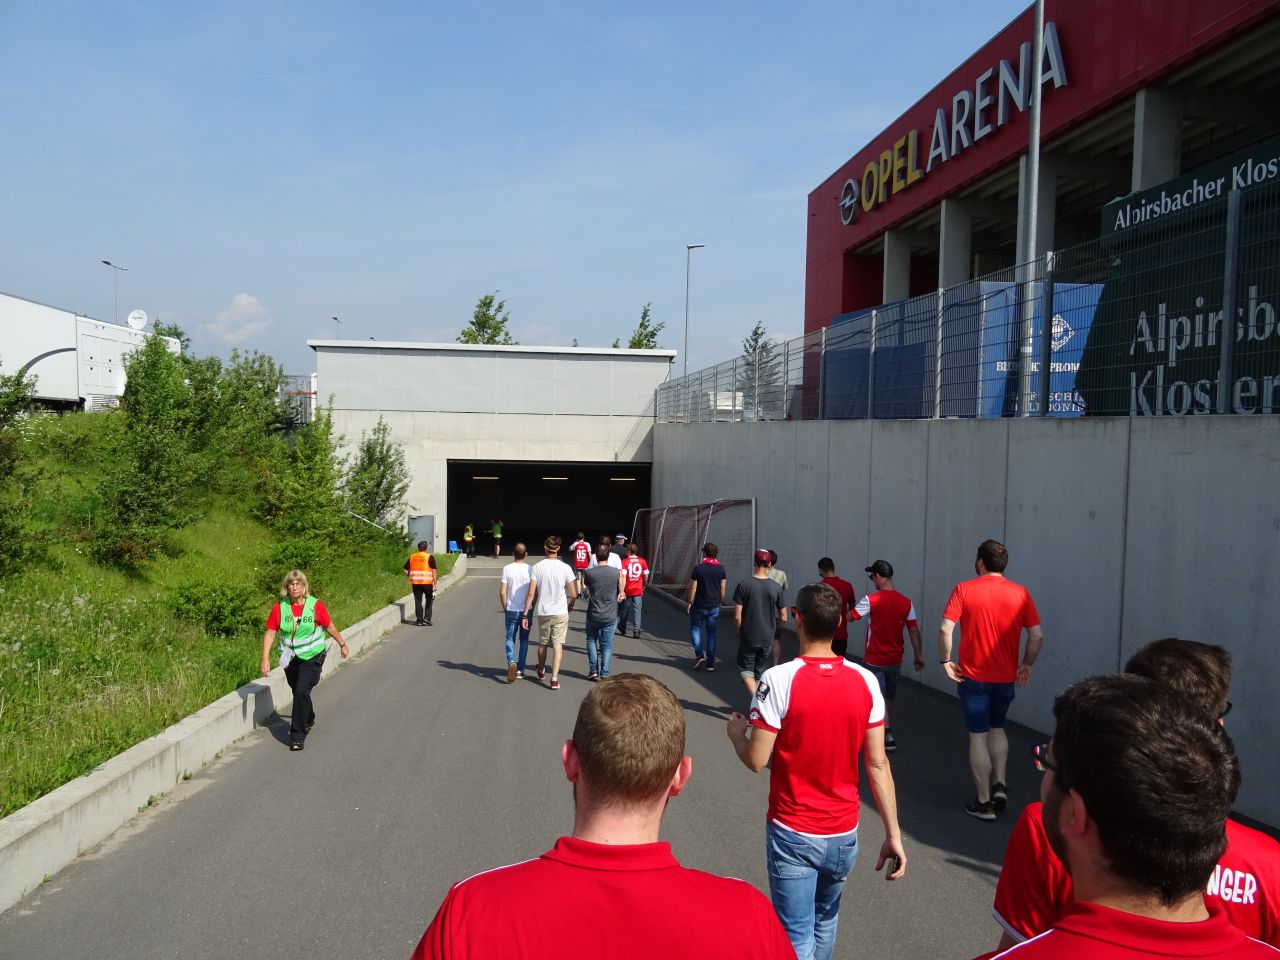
{"left": 446, "top": 460, "right": 652, "bottom": 555}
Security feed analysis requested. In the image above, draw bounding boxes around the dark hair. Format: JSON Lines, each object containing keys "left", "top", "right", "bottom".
{"left": 544, "top": 535, "right": 562, "bottom": 554}
{"left": 599, "top": 535, "right": 612, "bottom": 548}
{"left": 1051, "top": 674, "right": 1239, "bottom": 904}
{"left": 577, "top": 532, "right": 584, "bottom": 539}
{"left": 513, "top": 543, "right": 527, "bottom": 560}
{"left": 417, "top": 540, "right": 429, "bottom": 551}
{"left": 977, "top": 539, "right": 1008, "bottom": 573}
{"left": 817, "top": 557, "right": 835, "bottom": 574}
{"left": 573, "top": 674, "right": 685, "bottom": 807}
{"left": 795, "top": 582, "right": 841, "bottom": 640}
{"left": 596, "top": 544, "right": 611, "bottom": 562}
{"left": 627, "top": 543, "right": 638, "bottom": 555}
{"left": 702, "top": 542, "right": 718, "bottom": 559}
{"left": 1124, "top": 638, "right": 1232, "bottom": 719}
{"left": 767, "top": 549, "right": 778, "bottom": 565}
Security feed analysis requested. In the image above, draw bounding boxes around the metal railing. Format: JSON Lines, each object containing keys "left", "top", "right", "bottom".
{"left": 658, "top": 178, "right": 1280, "bottom": 422}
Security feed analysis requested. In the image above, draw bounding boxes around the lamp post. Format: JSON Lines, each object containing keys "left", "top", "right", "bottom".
{"left": 683, "top": 243, "right": 705, "bottom": 379}
{"left": 100, "top": 260, "right": 127, "bottom": 324}
{"left": 333, "top": 316, "right": 342, "bottom": 339}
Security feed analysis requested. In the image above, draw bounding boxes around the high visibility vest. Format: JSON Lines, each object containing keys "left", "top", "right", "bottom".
{"left": 408, "top": 551, "right": 436, "bottom": 585}
{"left": 463, "top": 526, "right": 474, "bottom": 542}
{"left": 279, "top": 596, "right": 327, "bottom": 660}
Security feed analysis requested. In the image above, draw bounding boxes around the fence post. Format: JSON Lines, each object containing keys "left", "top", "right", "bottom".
{"left": 782, "top": 338, "right": 791, "bottom": 418}
{"left": 754, "top": 345, "right": 761, "bottom": 421}
{"left": 934, "top": 288, "right": 945, "bottom": 418}
{"left": 868, "top": 308, "right": 878, "bottom": 420}
{"left": 818, "top": 326, "right": 828, "bottom": 420}
{"left": 1038, "top": 250, "right": 1056, "bottom": 416}
{"left": 1218, "top": 189, "right": 1243, "bottom": 414}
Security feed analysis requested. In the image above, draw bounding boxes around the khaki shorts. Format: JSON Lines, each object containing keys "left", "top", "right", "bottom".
{"left": 536, "top": 614, "right": 569, "bottom": 646}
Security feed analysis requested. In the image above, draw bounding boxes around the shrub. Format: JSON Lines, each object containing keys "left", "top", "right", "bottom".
{"left": 169, "top": 579, "right": 263, "bottom": 637}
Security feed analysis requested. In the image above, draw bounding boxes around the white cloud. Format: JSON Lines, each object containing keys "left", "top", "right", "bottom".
{"left": 202, "top": 292, "right": 272, "bottom": 345}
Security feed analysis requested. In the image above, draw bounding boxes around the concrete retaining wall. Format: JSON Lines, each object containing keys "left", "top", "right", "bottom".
{"left": 0, "top": 556, "right": 468, "bottom": 916}
{"left": 654, "top": 417, "right": 1280, "bottom": 826}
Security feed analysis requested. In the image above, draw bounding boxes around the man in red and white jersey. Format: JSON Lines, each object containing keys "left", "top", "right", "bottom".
{"left": 979, "top": 674, "right": 1276, "bottom": 960}
{"left": 815, "top": 557, "right": 857, "bottom": 658}
{"left": 569, "top": 532, "right": 591, "bottom": 594}
{"left": 850, "top": 559, "right": 922, "bottom": 755}
{"left": 411, "top": 675, "right": 795, "bottom": 960}
{"left": 620, "top": 544, "right": 649, "bottom": 639}
{"left": 727, "top": 582, "right": 906, "bottom": 960}
{"left": 938, "top": 539, "right": 1044, "bottom": 821}
{"left": 991, "top": 639, "right": 1280, "bottom": 952}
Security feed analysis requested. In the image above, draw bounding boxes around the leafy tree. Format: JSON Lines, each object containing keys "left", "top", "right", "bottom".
{"left": 0, "top": 368, "right": 35, "bottom": 573}
{"left": 627, "top": 303, "right": 665, "bottom": 349}
{"left": 346, "top": 416, "right": 410, "bottom": 528}
{"left": 263, "top": 403, "right": 347, "bottom": 540}
{"left": 457, "top": 291, "right": 517, "bottom": 345}
{"left": 737, "top": 321, "right": 784, "bottom": 420}
{"left": 153, "top": 321, "right": 191, "bottom": 353}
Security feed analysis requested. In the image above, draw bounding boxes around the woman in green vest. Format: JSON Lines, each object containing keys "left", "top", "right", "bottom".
{"left": 259, "top": 569, "right": 349, "bottom": 752}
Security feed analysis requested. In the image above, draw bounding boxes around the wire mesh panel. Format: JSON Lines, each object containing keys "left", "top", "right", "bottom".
{"left": 631, "top": 499, "right": 753, "bottom": 603}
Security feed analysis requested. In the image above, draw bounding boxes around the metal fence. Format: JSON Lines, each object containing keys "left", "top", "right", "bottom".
{"left": 657, "top": 178, "right": 1280, "bottom": 422}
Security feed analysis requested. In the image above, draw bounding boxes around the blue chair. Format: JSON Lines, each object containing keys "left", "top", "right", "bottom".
{"left": 448, "top": 540, "right": 460, "bottom": 553}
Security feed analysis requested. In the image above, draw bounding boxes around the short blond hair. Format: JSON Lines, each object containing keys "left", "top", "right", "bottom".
{"left": 572, "top": 675, "right": 685, "bottom": 807}
{"left": 279, "top": 570, "right": 310, "bottom": 596}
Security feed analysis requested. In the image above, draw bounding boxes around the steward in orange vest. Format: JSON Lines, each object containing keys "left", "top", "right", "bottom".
{"left": 404, "top": 540, "right": 438, "bottom": 626}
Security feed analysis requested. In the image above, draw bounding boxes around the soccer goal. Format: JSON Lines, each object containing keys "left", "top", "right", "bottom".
{"left": 631, "top": 499, "right": 756, "bottom": 605}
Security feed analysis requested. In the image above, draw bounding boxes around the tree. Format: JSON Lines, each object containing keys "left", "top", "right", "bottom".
{"left": 457, "top": 292, "right": 517, "bottom": 345}
{"left": 0, "top": 369, "right": 34, "bottom": 573}
{"left": 626, "top": 303, "right": 664, "bottom": 349}
{"left": 346, "top": 416, "right": 410, "bottom": 528}
{"left": 737, "top": 321, "right": 784, "bottom": 421}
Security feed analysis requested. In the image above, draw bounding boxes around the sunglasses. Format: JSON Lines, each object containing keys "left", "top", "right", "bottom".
{"left": 1032, "top": 741, "right": 1057, "bottom": 774}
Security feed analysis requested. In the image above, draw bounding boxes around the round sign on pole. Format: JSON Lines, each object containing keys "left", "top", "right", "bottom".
{"left": 126, "top": 309, "right": 148, "bottom": 330}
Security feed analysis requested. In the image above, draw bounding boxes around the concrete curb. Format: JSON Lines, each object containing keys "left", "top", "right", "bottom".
{"left": 0, "top": 555, "right": 468, "bottom": 916}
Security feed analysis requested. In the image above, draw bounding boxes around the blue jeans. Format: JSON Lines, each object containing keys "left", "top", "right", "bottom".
{"left": 690, "top": 606, "right": 719, "bottom": 662}
{"left": 584, "top": 618, "right": 616, "bottom": 676}
{"left": 620, "top": 593, "right": 643, "bottom": 633}
{"left": 503, "top": 609, "right": 529, "bottom": 669}
{"left": 765, "top": 821, "right": 859, "bottom": 960}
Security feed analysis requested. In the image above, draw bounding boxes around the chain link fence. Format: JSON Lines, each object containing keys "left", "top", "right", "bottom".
{"left": 658, "top": 177, "right": 1280, "bottom": 421}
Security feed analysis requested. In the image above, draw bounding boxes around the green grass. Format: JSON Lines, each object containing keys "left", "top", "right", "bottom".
{"left": 0, "top": 412, "right": 453, "bottom": 817}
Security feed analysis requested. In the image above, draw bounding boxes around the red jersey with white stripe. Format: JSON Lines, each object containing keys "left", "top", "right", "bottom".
{"left": 748, "top": 656, "right": 885, "bottom": 836}
{"left": 411, "top": 837, "right": 795, "bottom": 960}
{"left": 986, "top": 901, "right": 1278, "bottom": 959}
{"left": 942, "top": 575, "right": 1040, "bottom": 683}
{"left": 623, "top": 556, "right": 649, "bottom": 596}
{"left": 993, "top": 801, "right": 1280, "bottom": 947}
{"left": 820, "top": 576, "right": 857, "bottom": 643}
{"left": 571, "top": 541, "right": 591, "bottom": 570}
{"left": 851, "top": 589, "right": 918, "bottom": 667}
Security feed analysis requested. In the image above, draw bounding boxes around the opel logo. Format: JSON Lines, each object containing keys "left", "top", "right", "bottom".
{"left": 839, "top": 179, "right": 860, "bottom": 225}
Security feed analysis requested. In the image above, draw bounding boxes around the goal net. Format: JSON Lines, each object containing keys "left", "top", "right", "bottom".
{"left": 631, "top": 499, "right": 755, "bottom": 605}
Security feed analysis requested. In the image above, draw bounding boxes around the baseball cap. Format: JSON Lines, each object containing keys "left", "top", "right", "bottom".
{"left": 865, "top": 560, "right": 894, "bottom": 578}
{"left": 754, "top": 549, "right": 772, "bottom": 565}
{"left": 615, "top": 533, "right": 627, "bottom": 542}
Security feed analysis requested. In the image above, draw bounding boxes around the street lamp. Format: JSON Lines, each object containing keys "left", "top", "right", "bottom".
{"left": 683, "top": 243, "right": 705, "bottom": 379}
{"left": 100, "top": 260, "right": 128, "bottom": 325}
{"left": 332, "top": 316, "right": 342, "bottom": 338}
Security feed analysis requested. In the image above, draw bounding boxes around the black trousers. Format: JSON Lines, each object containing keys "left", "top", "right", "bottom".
{"left": 413, "top": 585, "right": 435, "bottom": 623}
{"left": 284, "top": 652, "right": 325, "bottom": 744}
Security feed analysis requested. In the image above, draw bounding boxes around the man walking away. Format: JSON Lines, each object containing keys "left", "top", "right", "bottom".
{"left": 734, "top": 550, "right": 787, "bottom": 697}
{"left": 570, "top": 532, "right": 591, "bottom": 595}
{"left": 851, "top": 560, "right": 922, "bottom": 753}
{"left": 980, "top": 674, "right": 1274, "bottom": 960}
{"left": 490, "top": 518, "right": 504, "bottom": 557}
{"left": 463, "top": 523, "right": 475, "bottom": 558}
{"left": 728, "top": 582, "right": 907, "bottom": 960}
{"left": 610, "top": 533, "right": 628, "bottom": 564}
{"left": 523, "top": 536, "right": 577, "bottom": 690}
{"left": 411, "top": 675, "right": 795, "bottom": 959}
{"left": 582, "top": 545, "right": 625, "bottom": 680}
{"left": 687, "top": 542, "right": 727, "bottom": 672}
{"left": 500, "top": 543, "right": 532, "bottom": 683}
{"left": 767, "top": 549, "right": 789, "bottom": 666}
{"left": 404, "top": 540, "right": 438, "bottom": 626}
{"left": 816, "top": 558, "right": 857, "bottom": 658}
{"left": 621, "top": 544, "right": 650, "bottom": 639}
{"left": 588, "top": 535, "right": 622, "bottom": 571}
{"left": 938, "top": 539, "right": 1043, "bottom": 821}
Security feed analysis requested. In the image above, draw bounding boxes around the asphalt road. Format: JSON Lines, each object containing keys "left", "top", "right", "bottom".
{"left": 0, "top": 560, "right": 1047, "bottom": 959}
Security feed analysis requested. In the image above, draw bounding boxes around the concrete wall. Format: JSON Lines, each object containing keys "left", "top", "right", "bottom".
{"left": 654, "top": 416, "right": 1280, "bottom": 825}
{"left": 313, "top": 342, "right": 674, "bottom": 538}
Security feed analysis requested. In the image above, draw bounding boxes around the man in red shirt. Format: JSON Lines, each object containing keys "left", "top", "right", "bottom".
{"left": 850, "top": 559, "right": 922, "bottom": 754}
{"left": 570, "top": 532, "right": 591, "bottom": 594}
{"left": 991, "top": 639, "right": 1280, "bottom": 952}
{"left": 727, "top": 582, "right": 906, "bottom": 960}
{"left": 979, "top": 674, "right": 1276, "bottom": 960}
{"left": 816, "top": 557, "right": 857, "bottom": 658}
{"left": 411, "top": 675, "right": 795, "bottom": 960}
{"left": 620, "top": 544, "right": 649, "bottom": 639}
{"left": 938, "top": 539, "right": 1044, "bottom": 820}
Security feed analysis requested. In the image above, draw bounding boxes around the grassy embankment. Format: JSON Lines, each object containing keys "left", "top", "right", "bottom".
{"left": 0, "top": 411, "right": 453, "bottom": 817}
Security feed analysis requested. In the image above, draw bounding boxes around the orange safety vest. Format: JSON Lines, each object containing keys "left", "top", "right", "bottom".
{"left": 408, "top": 551, "right": 436, "bottom": 585}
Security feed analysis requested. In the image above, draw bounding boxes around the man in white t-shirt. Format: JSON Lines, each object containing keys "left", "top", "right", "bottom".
{"left": 499, "top": 543, "right": 533, "bottom": 684}
{"left": 587, "top": 535, "right": 623, "bottom": 571}
{"left": 523, "top": 535, "right": 578, "bottom": 690}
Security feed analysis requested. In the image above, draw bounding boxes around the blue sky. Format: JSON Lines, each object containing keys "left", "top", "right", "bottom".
{"left": 0, "top": 2, "right": 1028, "bottom": 374}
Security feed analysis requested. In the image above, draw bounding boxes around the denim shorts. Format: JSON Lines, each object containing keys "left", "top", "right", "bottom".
{"left": 737, "top": 644, "right": 769, "bottom": 681}
{"left": 866, "top": 664, "right": 900, "bottom": 700}
{"left": 957, "top": 679, "right": 1016, "bottom": 733}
